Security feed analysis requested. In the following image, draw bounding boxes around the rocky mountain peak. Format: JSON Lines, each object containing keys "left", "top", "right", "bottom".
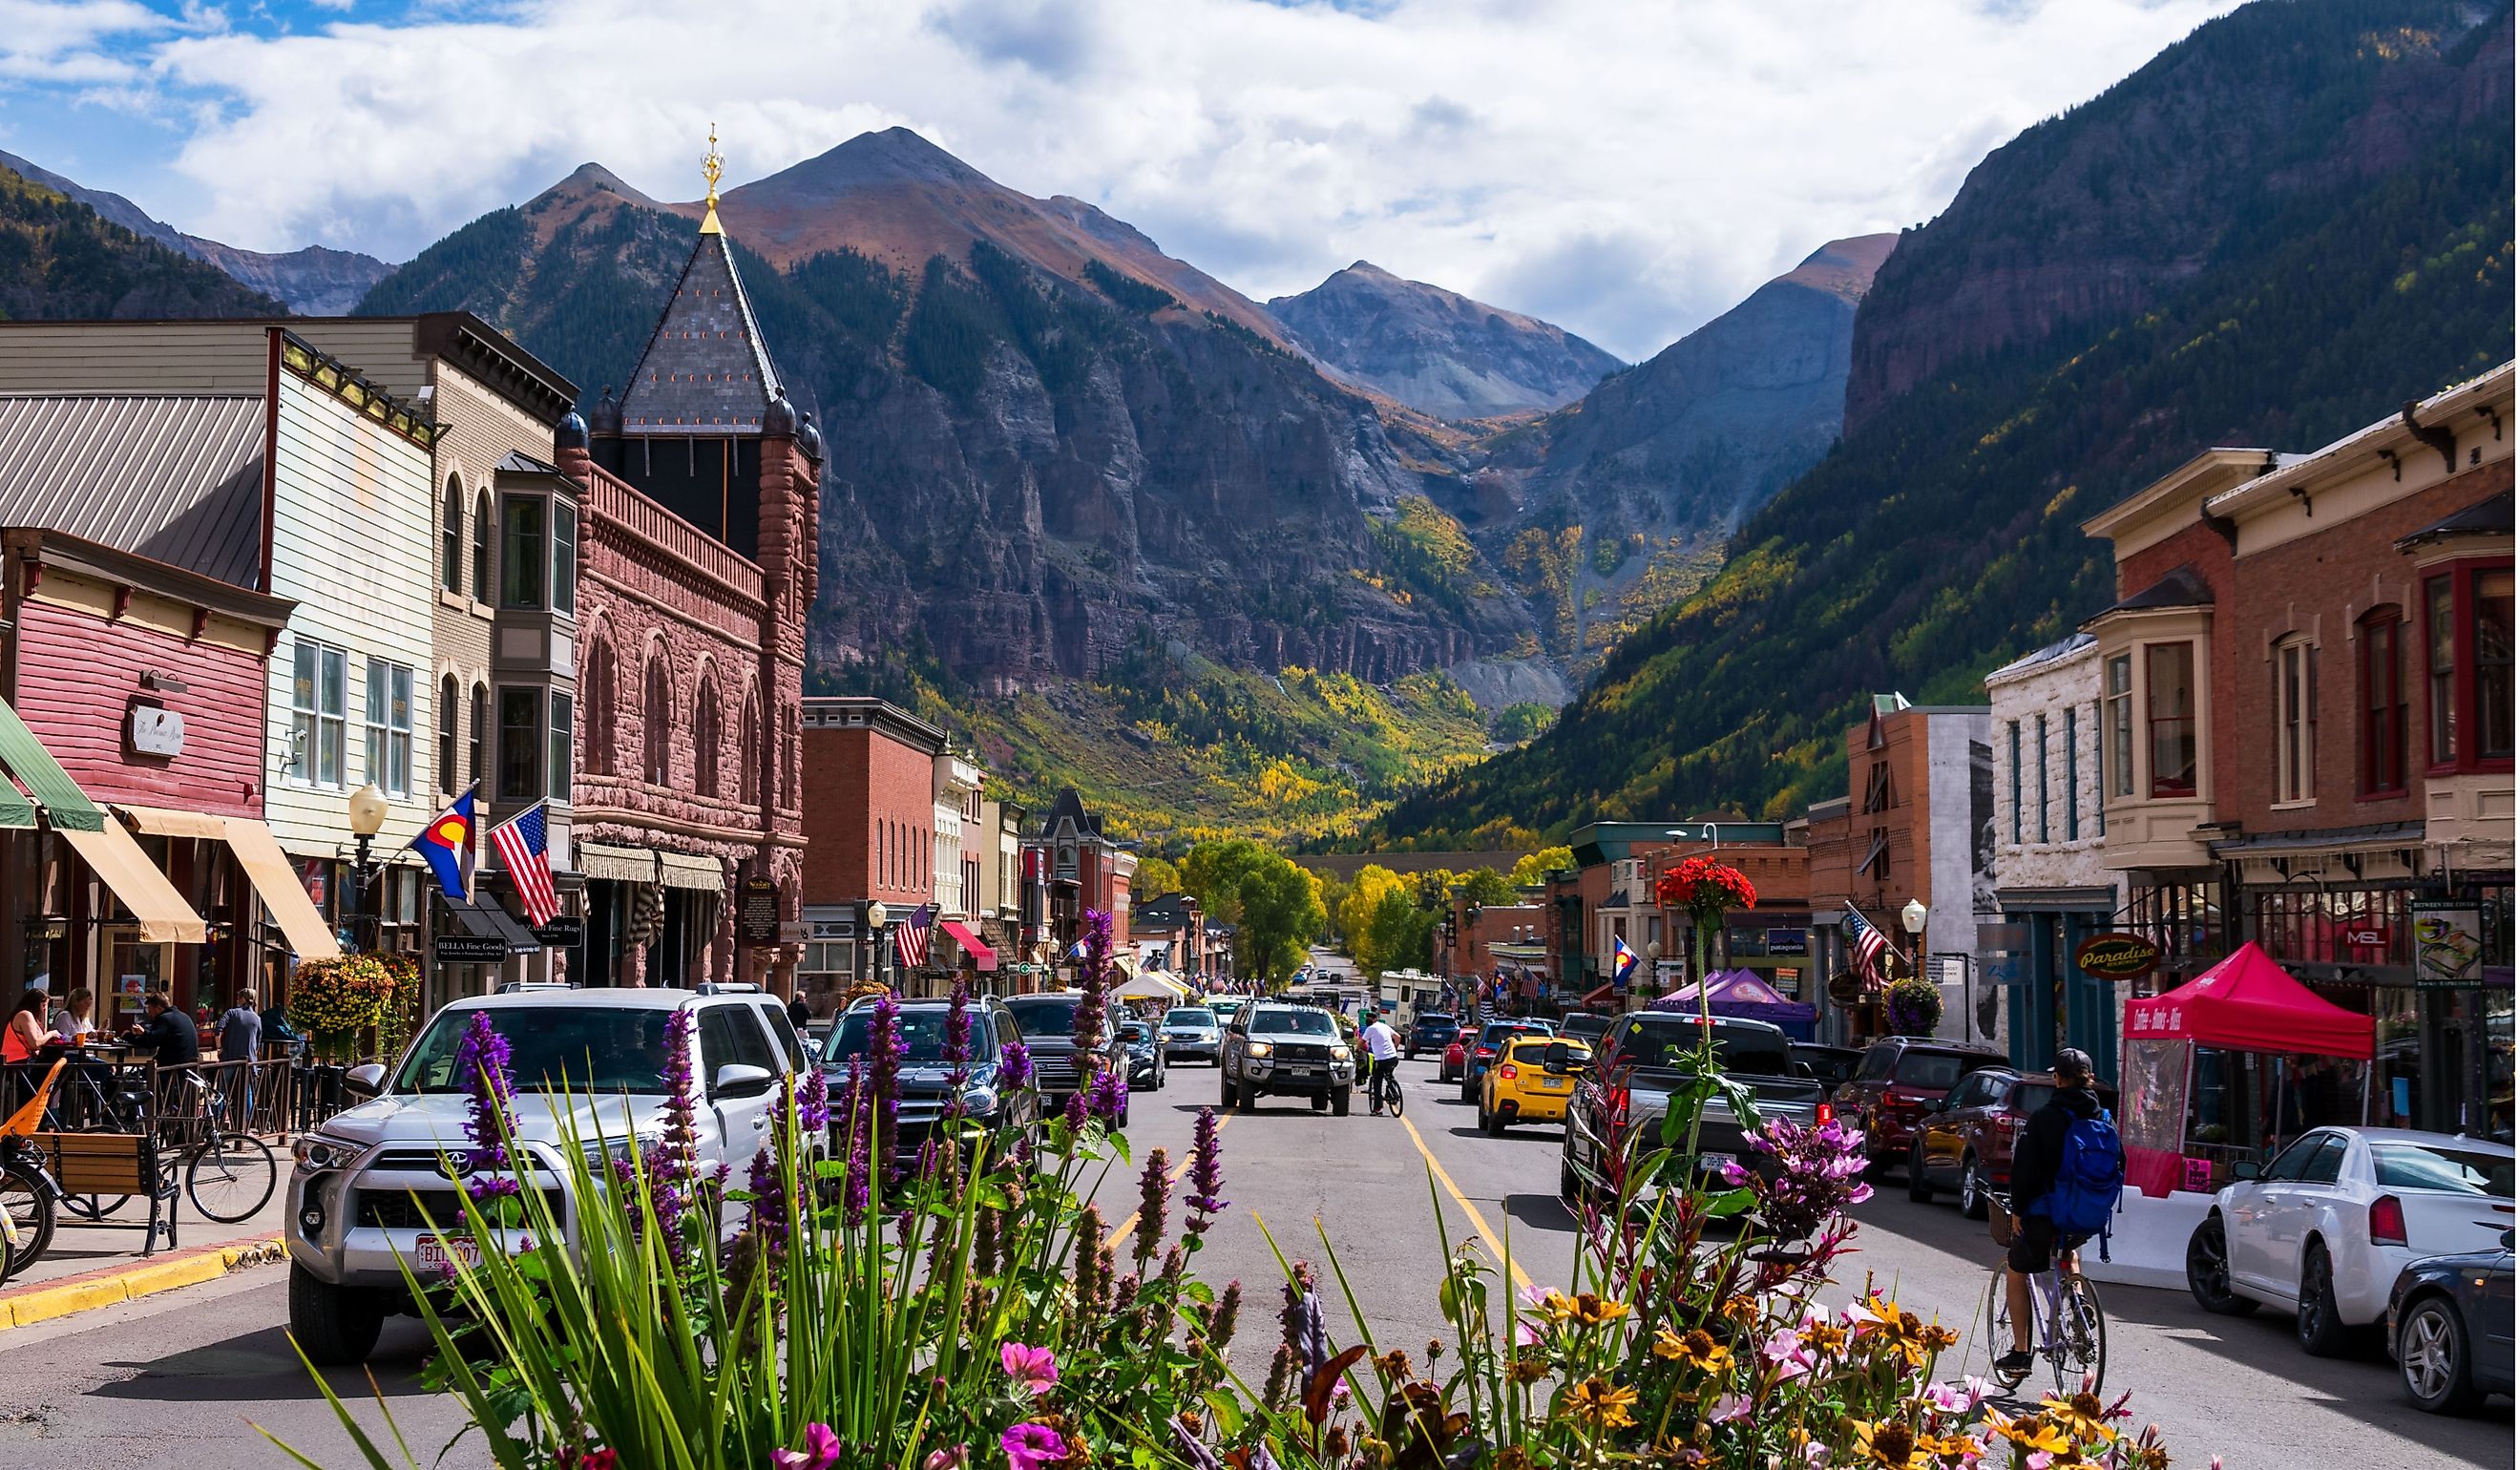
{"left": 1266, "top": 260, "right": 1622, "bottom": 420}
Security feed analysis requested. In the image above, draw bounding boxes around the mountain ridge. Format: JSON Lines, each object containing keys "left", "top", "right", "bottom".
{"left": 1265, "top": 260, "right": 1625, "bottom": 419}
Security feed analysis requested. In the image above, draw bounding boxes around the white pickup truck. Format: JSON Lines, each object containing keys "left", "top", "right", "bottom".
{"left": 284, "top": 987, "right": 807, "bottom": 1364}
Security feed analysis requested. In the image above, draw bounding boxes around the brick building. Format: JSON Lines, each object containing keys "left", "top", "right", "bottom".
{"left": 797, "top": 697, "right": 949, "bottom": 1004}
{"left": 1025, "top": 788, "right": 1136, "bottom": 981}
{"left": 568, "top": 172, "right": 813, "bottom": 993}
{"left": 2083, "top": 363, "right": 2514, "bottom": 1137}
{"left": 1645, "top": 822, "right": 1814, "bottom": 1009}
{"left": 1440, "top": 897, "right": 1548, "bottom": 1003}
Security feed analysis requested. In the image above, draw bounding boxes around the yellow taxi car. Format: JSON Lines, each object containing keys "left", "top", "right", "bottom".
{"left": 1479, "top": 1035, "right": 1591, "bottom": 1135}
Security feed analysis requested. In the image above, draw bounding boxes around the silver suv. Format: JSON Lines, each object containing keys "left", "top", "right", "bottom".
{"left": 1219, "top": 1002, "right": 1355, "bottom": 1114}
{"left": 284, "top": 988, "right": 805, "bottom": 1364}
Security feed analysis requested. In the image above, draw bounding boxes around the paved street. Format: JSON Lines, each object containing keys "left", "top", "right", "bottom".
{"left": 0, "top": 1057, "right": 2506, "bottom": 1469}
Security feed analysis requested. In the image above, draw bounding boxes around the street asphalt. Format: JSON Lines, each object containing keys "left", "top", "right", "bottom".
{"left": 0, "top": 1055, "right": 2506, "bottom": 1469}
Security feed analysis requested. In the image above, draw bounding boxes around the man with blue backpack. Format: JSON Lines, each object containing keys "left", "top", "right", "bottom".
{"left": 1996, "top": 1047, "right": 2123, "bottom": 1376}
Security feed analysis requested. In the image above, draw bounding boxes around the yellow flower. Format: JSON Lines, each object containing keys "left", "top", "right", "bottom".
{"left": 1987, "top": 1411, "right": 2074, "bottom": 1456}
{"left": 1715, "top": 1293, "right": 1759, "bottom": 1325}
{"left": 2040, "top": 1393, "right": 2119, "bottom": 1445}
{"left": 1850, "top": 1419, "right": 1931, "bottom": 1470}
{"left": 1561, "top": 1377, "right": 1638, "bottom": 1429}
{"left": 1567, "top": 1292, "right": 1631, "bottom": 1328}
{"left": 1651, "top": 1326, "right": 1732, "bottom": 1374}
{"left": 1799, "top": 1320, "right": 1849, "bottom": 1356}
{"left": 1536, "top": 1291, "right": 1577, "bottom": 1321}
{"left": 1857, "top": 1295, "right": 1942, "bottom": 1370}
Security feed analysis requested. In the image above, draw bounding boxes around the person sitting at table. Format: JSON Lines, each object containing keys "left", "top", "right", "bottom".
{"left": 48, "top": 987, "right": 95, "bottom": 1045}
{"left": 4, "top": 986, "right": 51, "bottom": 1063}
{"left": 123, "top": 990, "right": 200, "bottom": 1066}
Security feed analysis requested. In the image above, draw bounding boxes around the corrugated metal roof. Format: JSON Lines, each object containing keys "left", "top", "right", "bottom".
{"left": 0, "top": 394, "right": 263, "bottom": 588}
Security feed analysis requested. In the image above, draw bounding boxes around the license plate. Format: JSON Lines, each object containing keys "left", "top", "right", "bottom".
{"left": 417, "top": 1233, "right": 481, "bottom": 1270}
{"left": 1286, "top": 1066, "right": 1318, "bottom": 1078}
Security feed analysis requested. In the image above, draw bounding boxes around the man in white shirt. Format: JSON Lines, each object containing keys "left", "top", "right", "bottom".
{"left": 1358, "top": 1010, "right": 1401, "bottom": 1115}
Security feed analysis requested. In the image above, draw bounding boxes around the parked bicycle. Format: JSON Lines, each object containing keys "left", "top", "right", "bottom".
{"left": 1980, "top": 1192, "right": 2107, "bottom": 1395}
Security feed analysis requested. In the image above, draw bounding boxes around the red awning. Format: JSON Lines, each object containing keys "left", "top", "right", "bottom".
{"left": 2122, "top": 941, "right": 2373, "bottom": 1059}
{"left": 1579, "top": 983, "right": 1615, "bottom": 1009}
{"left": 938, "top": 918, "right": 998, "bottom": 972}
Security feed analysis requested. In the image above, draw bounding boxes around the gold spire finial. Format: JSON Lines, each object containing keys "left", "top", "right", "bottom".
{"left": 700, "top": 122, "right": 724, "bottom": 235}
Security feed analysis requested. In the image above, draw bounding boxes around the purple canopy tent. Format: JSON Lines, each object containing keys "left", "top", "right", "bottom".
{"left": 1648, "top": 969, "right": 1818, "bottom": 1040}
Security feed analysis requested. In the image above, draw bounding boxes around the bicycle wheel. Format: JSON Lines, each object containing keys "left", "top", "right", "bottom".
{"left": 1981, "top": 1270, "right": 2027, "bottom": 1386}
{"left": 187, "top": 1132, "right": 278, "bottom": 1224}
{"left": 0, "top": 1161, "right": 57, "bottom": 1280}
{"left": 2050, "top": 1272, "right": 2106, "bottom": 1397}
{"left": 1385, "top": 1073, "right": 1405, "bottom": 1117}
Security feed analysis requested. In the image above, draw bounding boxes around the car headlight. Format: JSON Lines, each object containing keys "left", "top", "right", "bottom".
{"left": 1331, "top": 1046, "right": 1352, "bottom": 1061}
{"left": 962, "top": 1086, "right": 998, "bottom": 1116}
{"left": 292, "top": 1134, "right": 358, "bottom": 1172}
{"left": 1245, "top": 1041, "right": 1272, "bottom": 1059}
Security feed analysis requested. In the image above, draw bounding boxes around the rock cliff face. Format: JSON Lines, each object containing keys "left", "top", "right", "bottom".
{"left": 1266, "top": 262, "right": 1623, "bottom": 419}
{"left": 0, "top": 149, "right": 393, "bottom": 315}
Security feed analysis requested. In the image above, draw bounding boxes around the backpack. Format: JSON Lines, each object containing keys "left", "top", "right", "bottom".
{"left": 2045, "top": 1107, "right": 2126, "bottom": 1260}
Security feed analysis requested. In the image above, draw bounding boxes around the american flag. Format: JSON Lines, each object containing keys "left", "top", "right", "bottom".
{"left": 1845, "top": 904, "right": 1889, "bottom": 988}
{"left": 489, "top": 802, "right": 560, "bottom": 927}
{"left": 893, "top": 903, "right": 935, "bottom": 968}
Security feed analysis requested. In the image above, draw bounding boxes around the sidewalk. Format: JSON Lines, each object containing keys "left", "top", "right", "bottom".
{"left": 0, "top": 1187, "right": 288, "bottom": 1328}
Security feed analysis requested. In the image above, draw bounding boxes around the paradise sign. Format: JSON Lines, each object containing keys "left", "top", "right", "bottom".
{"left": 2075, "top": 932, "right": 2161, "bottom": 982}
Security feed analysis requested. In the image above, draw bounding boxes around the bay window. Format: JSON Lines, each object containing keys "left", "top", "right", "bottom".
{"left": 501, "top": 496, "right": 547, "bottom": 610}
{"left": 553, "top": 500, "right": 578, "bottom": 618}
{"left": 2478, "top": 568, "right": 2512, "bottom": 761}
{"left": 2274, "top": 637, "right": 2316, "bottom": 804}
{"left": 499, "top": 686, "right": 543, "bottom": 802}
{"left": 2145, "top": 642, "right": 2196, "bottom": 797}
{"left": 2428, "top": 577, "right": 2457, "bottom": 764}
{"left": 2104, "top": 655, "right": 2133, "bottom": 798}
{"left": 2358, "top": 611, "right": 2404, "bottom": 795}
{"left": 549, "top": 691, "right": 575, "bottom": 803}
{"left": 2423, "top": 563, "right": 2515, "bottom": 771}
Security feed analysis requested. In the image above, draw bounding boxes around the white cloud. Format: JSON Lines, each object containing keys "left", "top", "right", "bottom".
{"left": 67, "top": 0, "right": 2236, "bottom": 358}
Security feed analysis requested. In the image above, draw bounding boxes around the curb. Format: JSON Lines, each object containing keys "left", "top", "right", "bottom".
{"left": 0, "top": 1235, "right": 288, "bottom": 1329}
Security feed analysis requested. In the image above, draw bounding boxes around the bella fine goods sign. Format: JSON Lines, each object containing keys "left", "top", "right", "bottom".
{"left": 2075, "top": 933, "right": 2162, "bottom": 982}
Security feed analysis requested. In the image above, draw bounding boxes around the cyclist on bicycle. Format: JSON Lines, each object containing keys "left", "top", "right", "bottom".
{"left": 1358, "top": 1010, "right": 1401, "bottom": 1115}
{"left": 1996, "top": 1046, "right": 2120, "bottom": 1376}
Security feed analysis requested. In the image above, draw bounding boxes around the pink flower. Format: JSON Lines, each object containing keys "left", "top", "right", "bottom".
{"left": 1709, "top": 1393, "right": 1751, "bottom": 1424}
{"left": 925, "top": 1448, "right": 970, "bottom": 1470}
{"left": 1757, "top": 1326, "right": 1814, "bottom": 1381}
{"left": 771, "top": 1422, "right": 842, "bottom": 1470}
{"left": 1003, "top": 1423, "right": 1068, "bottom": 1470}
{"left": 1000, "top": 1341, "right": 1060, "bottom": 1396}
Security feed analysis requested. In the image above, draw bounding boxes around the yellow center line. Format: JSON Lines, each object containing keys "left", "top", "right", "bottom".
{"left": 1112, "top": 1111, "right": 1231, "bottom": 1241}
{"left": 1398, "top": 1110, "right": 1535, "bottom": 1294}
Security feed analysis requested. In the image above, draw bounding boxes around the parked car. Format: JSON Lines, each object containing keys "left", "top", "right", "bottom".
{"left": 1835, "top": 1037, "right": 2009, "bottom": 1173}
{"left": 1208, "top": 998, "right": 1247, "bottom": 1029}
{"left": 2387, "top": 1229, "right": 2515, "bottom": 1413}
{"left": 1557, "top": 1013, "right": 1612, "bottom": 1048}
{"left": 1003, "top": 992, "right": 1130, "bottom": 1125}
{"left": 1460, "top": 1019, "right": 1557, "bottom": 1104}
{"left": 1161, "top": 1006, "right": 1223, "bottom": 1066}
{"left": 1791, "top": 1042, "right": 1864, "bottom": 1091}
{"left": 1562, "top": 1013, "right": 1826, "bottom": 1204}
{"left": 1480, "top": 1036, "right": 1592, "bottom": 1136}
{"left": 1906, "top": 1068, "right": 2118, "bottom": 1218}
{"left": 2186, "top": 1127, "right": 2515, "bottom": 1356}
{"left": 1219, "top": 1001, "right": 1356, "bottom": 1113}
{"left": 1406, "top": 1012, "right": 1460, "bottom": 1060}
{"left": 1118, "top": 1019, "right": 1168, "bottom": 1091}
{"left": 823, "top": 994, "right": 1040, "bottom": 1164}
{"left": 285, "top": 987, "right": 807, "bottom": 1365}
{"left": 1440, "top": 1039, "right": 1469, "bottom": 1084}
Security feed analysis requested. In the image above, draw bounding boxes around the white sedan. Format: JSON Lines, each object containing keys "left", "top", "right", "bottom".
{"left": 2186, "top": 1126, "right": 2515, "bottom": 1355}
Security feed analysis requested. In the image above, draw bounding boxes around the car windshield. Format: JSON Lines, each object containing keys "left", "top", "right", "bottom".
{"left": 1121, "top": 1022, "right": 1152, "bottom": 1042}
{"left": 1894, "top": 1052, "right": 1990, "bottom": 1090}
{"left": 395, "top": 1006, "right": 672, "bottom": 1094}
{"left": 1619, "top": 1018, "right": 1793, "bottom": 1077}
{"left": 2370, "top": 1142, "right": 2516, "bottom": 1196}
{"left": 1481, "top": 1023, "right": 1549, "bottom": 1045}
{"left": 1416, "top": 1014, "right": 1456, "bottom": 1028}
{"left": 1505, "top": 1038, "right": 1586, "bottom": 1063}
{"left": 1560, "top": 1015, "right": 1609, "bottom": 1040}
{"left": 821, "top": 1008, "right": 994, "bottom": 1068}
{"left": 1006, "top": 998, "right": 1083, "bottom": 1038}
{"left": 1251, "top": 1010, "right": 1336, "bottom": 1037}
{"left": 1165, "top": 1009, "right": 1216, "bottom": 1027}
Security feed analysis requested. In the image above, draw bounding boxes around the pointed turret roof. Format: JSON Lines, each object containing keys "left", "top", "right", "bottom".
{"left": 616, "top": 228, "right": 785, "bottom": 435}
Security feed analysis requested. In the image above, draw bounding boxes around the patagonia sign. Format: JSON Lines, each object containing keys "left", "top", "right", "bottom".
{"left": 2074, "top": 933, "right": 2161, "bottom": 982}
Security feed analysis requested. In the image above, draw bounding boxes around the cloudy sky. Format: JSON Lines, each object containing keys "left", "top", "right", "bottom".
{"left": 1, "top": 0, "right": 2236, "bottom": 360}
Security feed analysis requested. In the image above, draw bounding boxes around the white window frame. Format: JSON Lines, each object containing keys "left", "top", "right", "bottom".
{"left": 2103, "top": 654, "right": 2133, "bottom": 799}
{"left": 290, "top": 640, "right": 349, "bottom": 789}
{"left": 2274, "top": 636, "right": 2318, "bottom": 807}
{"left": 366, "top": 658, "right": 415, "bottom": 798}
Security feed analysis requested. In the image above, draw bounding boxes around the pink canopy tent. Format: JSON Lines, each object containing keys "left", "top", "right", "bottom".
{"left": 2119, "top": 942, "right": 2376, "bottom": 1195}
{"left": 1649, "top": 969, "right": 1817, "bottom": 1040}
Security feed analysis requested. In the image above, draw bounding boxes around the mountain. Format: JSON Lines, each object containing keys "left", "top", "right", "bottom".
{"left": 1376, "top": 0, "right": 2515, "bottom": 850}
{"left": 0, "top": 149, "right": 392, "bottom": 314}
{"left": 1455, "top": 234, "right": 1896, "bottom": 664}
{"left": 0, "top": 160, "right": 284, "bottom": 320}
{"left": 1265, "top": 261, "right": 1623, "bottom": 419}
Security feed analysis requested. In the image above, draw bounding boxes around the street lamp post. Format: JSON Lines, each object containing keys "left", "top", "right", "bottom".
{"left": 859, "top": 899, "right": 890, "bottom": 993}
{"left": 1900, "top": 897, "right": 1931, "bottom": 1032}
{"left": 346, "top": 783, "right": 389, "bottom": 950}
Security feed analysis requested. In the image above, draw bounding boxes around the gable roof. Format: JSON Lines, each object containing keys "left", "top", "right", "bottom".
{"left": 0, "top": 394, "right": 264, "bottom": 588}
{"left": 616, "top": 231, "right": 784, "bottom": 435}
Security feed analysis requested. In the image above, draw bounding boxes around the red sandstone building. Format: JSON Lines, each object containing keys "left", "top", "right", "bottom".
{"left": 797, "top": 697, "right": 953, "bottom": 1004}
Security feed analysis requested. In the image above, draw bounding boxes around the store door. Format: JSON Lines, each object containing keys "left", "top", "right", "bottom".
{"left": 101, "top": 925, "right": 172, "bottom": 1026}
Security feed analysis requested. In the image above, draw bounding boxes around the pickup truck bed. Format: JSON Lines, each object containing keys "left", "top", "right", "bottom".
{"left": 1560, "top": 1013, "right": 1824, "bottom": 1199}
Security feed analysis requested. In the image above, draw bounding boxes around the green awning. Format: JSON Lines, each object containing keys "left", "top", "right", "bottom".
{"left": 0, "top": 697, "right": 99, "bottom": 831}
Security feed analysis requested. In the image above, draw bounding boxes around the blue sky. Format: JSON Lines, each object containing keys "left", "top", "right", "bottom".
{"left": 0, "top": 0, "right": 2237, "bottom": 360}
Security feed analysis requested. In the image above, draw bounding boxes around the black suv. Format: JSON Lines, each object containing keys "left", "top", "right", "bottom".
{"left": 1220, "top": 1002, "right": 1357, "bottom": 1114}
{"left": 1405, "top": 1012, "right": 1460, "bottom": 1060}
{"left": 1003, "top": 991, "right": 1131, "bottom": 1126}
{"left": 819, "top": 994, "right": 1040, "bottom": 1164}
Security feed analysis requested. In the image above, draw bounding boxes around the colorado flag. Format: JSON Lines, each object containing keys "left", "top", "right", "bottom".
{"left": 1611, "top": 934, "right": 1639, "bottom": 985}
{"left": 411, "top": 787, "right": 476, "bottom": 902}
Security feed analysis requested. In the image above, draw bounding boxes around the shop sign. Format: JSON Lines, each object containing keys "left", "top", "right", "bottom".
{"left": 128, "top": 705, "right": 184, "bottom": 758}
{"left": 2338, "top": 922, "right": 2392, "bottom": 949}
{"left": 2074, "top": 933, "right": 2161, "bottom": 982}
{"left": 2410, "top": 901, "right": 2484, "bottom": 989}
{"left": 1765, "top": 928, "right": 1808, "bottom": 955}
{"left": 531, "top": 915, "right": 585, "bottom": 947}
{"left": 738, "top": 876, "right": 780, "bottom": 945}
{"left": 779, "top": 920, "right": 810, "bottom": 944}
{"left": 434, "top": 934, "right": 510, "bottom": 963}
{"left": 1984, "top": 952, "right": 2025, "bottom": 986}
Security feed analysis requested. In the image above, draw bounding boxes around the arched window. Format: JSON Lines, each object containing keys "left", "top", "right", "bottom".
{"left": 693, "top": 678, "right": 721, "bottom": 798}
{"left": 738, "top": 686, "right": 761, "bottom": 806}
{"left": 584, "top": 639, "right": 616, "bottom": 776}
{"left": 782, "top": 725, "right": 798, "bottom": 810}
{"left": 471, "top": 490, "right": 493, "bottom": 602}
{"left": 643, "top": 652, "right": 673, "bottom": 785}
{"left": 438, "top": 674, "right": 459, "bottom": 793}
{"left": 469, "top": 682, "right": 488, "bottom": 787}
{"left": 441, "top": 476, "right": 463, "bottom": 593}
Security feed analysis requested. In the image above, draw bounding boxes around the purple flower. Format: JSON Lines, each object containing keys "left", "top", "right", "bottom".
{"left": 1062, "top": 1086, "right": 1087, "bottom": 1134}
{"left": 453, "top": 1013, "right": 522, "bottom": 1204}
{"left": 944, "top": 976, "right": 973, "bottom": 1066}
{"left": 840, "top": 1060, "right": 872, "bottom": 1227}
{"left": 743, "top": 1143, "right": 788, "bottom": 1252}
{"left": 797, "top": 1065, "right": 830, "bottom": 1134}
{"left": 1133, "top": 1147, "right": 1170, "bottom": 1267}
{"left": 1737, "top": 1113, "right": 1874, "bottom": 1241}
{"left": 999, "top": 1340, "right": 1059, "bottom": 1396}
{"left": 1185, "top": 1106, "right": 1228, "bottom": 1230}
{"left": 869, "top": 993, "right": 903, "bottom": 1173}
{"left": 1087, "top": 1066, "right": 1128, "bottom": 1124}
{"left": 1000, "top": 1040, "right": 1033, "bottom": 1091}
{"left": 770, "top": 1422, "right": 842, "bottom": 1470}
{"left": 1002, "top": 1423, "right": 1066, "bottom": 1470}
{"left": 1073, "top": 910, "right": 1114, "bottom": 1052}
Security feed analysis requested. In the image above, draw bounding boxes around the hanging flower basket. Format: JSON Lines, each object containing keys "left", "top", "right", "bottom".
{"left": 288, "top": 953, "right": 399, "bottom": 1061}
{"left": 1885, "top": 975, "right": 1943, "bottom": 1038}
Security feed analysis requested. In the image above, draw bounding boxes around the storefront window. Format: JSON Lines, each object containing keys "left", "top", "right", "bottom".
{"left": 2359, "top": 611, "right": 2404, "bottom": 794}
{"left": 2104, "top": 656, "right": 2133, "bottom": 798}
{"left": 501, "top": 495, "right": 546, "bottom": 610}
{"left": 2256, "top": 885, "right": 2411, "bottom": 968}
{"left": 2145, "top": 642, "right": 2196, "bottom": 796}
{"left": 499, "top": 686, "right": 543, "bottom": 802}
{"left": 2377, "top": 990, "right": 2423, "bottom": 1128}
{"left": 2476, "top": 567, "right": 2512, "bottom": 760}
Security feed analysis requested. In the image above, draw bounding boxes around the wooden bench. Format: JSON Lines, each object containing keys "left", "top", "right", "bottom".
{"left": 32, "top": 1130, "right": 177, "bottom": 1254}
